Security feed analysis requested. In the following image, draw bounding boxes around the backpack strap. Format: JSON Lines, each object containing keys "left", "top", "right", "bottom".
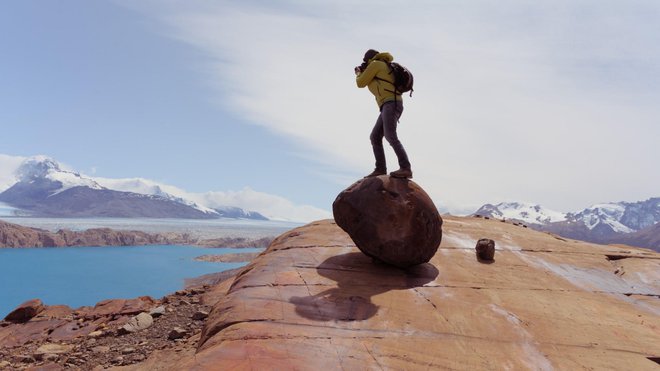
{"left": 376, "top": 64, "right": 402, "bottom": 120}
{"left": 373, "top": 64, "right": 399, "bottom": 95}
{"left": 373, "top": 76, "right": 400, "bottom": 99}
{"left": 373, "top": 76, "right": 396, "bottom": 91}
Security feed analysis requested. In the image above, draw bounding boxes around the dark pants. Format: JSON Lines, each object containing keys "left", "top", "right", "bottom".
{"left": 370, "top": 100, "right": 411, "bottom": 171}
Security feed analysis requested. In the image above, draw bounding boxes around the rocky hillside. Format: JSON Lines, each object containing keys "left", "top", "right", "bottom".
{"left": 0, "top": 220, "right": 273, "bottom": 249}
{"left": 2, "top": 216, "right": 659, "bottom": 370}
{"left": 609, "top": 222, "right": 660, "bottom": 253}
{"left": 0, "top": 220, "right": 180, "bottom": 248}
{"left": 0, "top": 286, "right": 228, "bottom": 370}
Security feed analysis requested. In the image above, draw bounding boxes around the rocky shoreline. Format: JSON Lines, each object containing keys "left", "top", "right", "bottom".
{"left": 0, "top": 281, "right": 232, "bottom": 370}
{"left": 0, "top": 219, "right": 269, "bottom": 370}
{"left": 183, "top": 267, "right": 244, "bottom": 288}
{"left": 193, "top": 252, "right": 260, "bottom": 263}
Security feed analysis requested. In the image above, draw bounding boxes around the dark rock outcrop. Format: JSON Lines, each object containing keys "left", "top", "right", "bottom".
{"left": 168, "top": 327, "right": 187, "bottom": 340}
{"left": 83, "top": 297, "right": 156, "bottom": 320}
{"left": 332, "top": 175, "right": 442, "bottom": 268}
{"left": 476, "top": 238, "right": 495, "bottom": 261}
{"left": 4, "top": 299, "right": 45, "bottom": 323}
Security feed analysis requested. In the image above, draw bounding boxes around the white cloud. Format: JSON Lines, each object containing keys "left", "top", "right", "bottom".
{"left": 118, "top": 1, "right": 660, "bottom": 214}
{"left": 0, "top": 154, "right": 25, "bottom": 192}
{"left": 192, "top": 187, "right": 331, "bottom": 222}
{"left": 93, "top": 176, "right": 330, "bottom": 222}
{"left": 0, "top": 154, "right": 79, "bottom": 191}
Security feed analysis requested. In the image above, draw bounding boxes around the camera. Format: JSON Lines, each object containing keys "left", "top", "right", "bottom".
{"left": 355, "top": 61, "right": 369, "bottom": 75}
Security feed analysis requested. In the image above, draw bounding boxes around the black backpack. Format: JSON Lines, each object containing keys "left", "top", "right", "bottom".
{"left": 389, "top": 62, "right": 414, "bottom": 97}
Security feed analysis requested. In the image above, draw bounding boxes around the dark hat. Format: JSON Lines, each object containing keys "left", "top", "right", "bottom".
{"left": 363, "top": 49, "right": 379, "bottom": 62}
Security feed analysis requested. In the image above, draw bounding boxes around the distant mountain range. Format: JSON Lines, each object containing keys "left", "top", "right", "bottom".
{"left": 472, "top": 199, "right": 660, "bottom": 251}
{"left": 0, "top": 157, "right": 267, "bottom": 220}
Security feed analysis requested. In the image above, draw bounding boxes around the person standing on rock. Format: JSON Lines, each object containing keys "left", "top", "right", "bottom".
{"left": 355, "top": 49, "right": 412, "bottom": 179}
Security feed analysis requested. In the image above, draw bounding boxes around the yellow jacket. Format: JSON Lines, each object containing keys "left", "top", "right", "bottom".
{"left": 356, "top": 52, "right": 401, "bottom": 108}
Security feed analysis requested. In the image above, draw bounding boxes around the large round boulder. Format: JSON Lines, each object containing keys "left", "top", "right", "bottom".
{"left": 332, "top": 176, "right": 443, "bottom": 268}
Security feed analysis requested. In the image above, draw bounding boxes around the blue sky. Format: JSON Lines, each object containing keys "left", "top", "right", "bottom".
{"left": 1, "top": 1, "right": 339, "bottom": 213}
{"left": 2, "top": 1, "right": 659, "bottom": 218}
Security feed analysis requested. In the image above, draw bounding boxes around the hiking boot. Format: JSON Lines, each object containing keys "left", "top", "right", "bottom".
{"left": 365, "top": 169, "right": 386, "bottom": 178}
{"left": 390, "top": 168, "right": 413, "bottom": 178}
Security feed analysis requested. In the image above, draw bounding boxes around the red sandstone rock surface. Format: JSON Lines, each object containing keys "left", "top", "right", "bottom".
{"left": 132, "top": 217, "right": 659, "bottom": 370}
{"left": 3, "top": 217, "right": 660, "bottom": 370}
{"left": 4, "top": 299, "right": 45, "bottom": 324}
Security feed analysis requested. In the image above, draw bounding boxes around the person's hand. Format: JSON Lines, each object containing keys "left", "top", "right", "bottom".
{"left": 354, "top": 66, "right": 362, "bottom": 75}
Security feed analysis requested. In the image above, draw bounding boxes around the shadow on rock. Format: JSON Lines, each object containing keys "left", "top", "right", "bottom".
{"left": 477, "top": 257, "right": 495, "bottom": 264}
{"left": 290, "top": 252, "right": 438, "bottom": 322}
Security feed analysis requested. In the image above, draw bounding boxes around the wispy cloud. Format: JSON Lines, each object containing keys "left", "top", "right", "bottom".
{"left": 120, "top": 1, "right": 660, "bottom": 213}
{"left": 95, "top": 175, "right": 331, "bottom": 221}
{"left": 0, "top": 154, "right": 25, "bottom": 191}
{"left": 191, "top": 187, "right": 331, "bottom": 222}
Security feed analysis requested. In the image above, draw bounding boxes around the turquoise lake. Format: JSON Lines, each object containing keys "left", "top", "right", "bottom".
{"left": 0, "top": 245, "right": 262, "bottom": 318}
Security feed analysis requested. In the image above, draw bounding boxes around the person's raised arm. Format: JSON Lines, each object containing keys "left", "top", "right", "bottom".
{"left": 356, "top": 62, "right": 379, "bottom": 88}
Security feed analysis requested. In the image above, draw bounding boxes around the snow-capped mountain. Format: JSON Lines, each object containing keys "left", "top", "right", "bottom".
{"left": 571, "top": 199, "right": 660, "bottom": 232}
{"left": 559, "top": 198, "right": 659, "bottom": 235}
{"left": 472, "top": 202, "right": 566, "bottom": 225}
{"left": 472, "top": 198, "right": 660, "bottom": 249}
{"left": 567, "top": 204, "right": 633, "bottom": 234}
{"left": 550, "top": 199, "right": 660, "bottom": 246}
{"left": 213, "top": 206, "right": 268, "bottom": 220}
{"left": 14, "top": 156, "right": 105, "bottom": 193}
{"left": 0, "top": 156, "right": 267, "bottom": 220}
{"left": 92, "top": 176, "right": 218, "bottom": 215}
